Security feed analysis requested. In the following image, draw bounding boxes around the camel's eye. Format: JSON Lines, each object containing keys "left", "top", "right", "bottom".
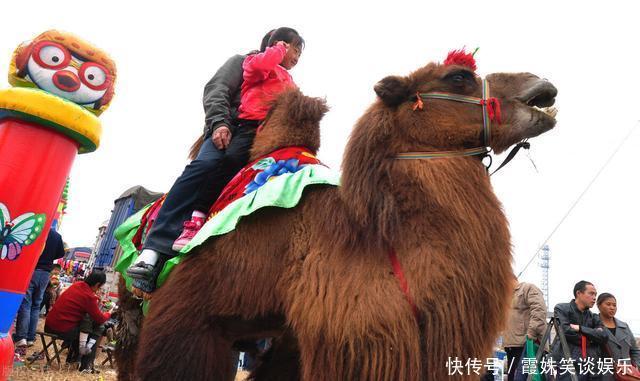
{"left": 442, "top": 70, "right": 477, "bottom": 94}
{"left": 444, "top": 70, "right": 474, "bottom": 84}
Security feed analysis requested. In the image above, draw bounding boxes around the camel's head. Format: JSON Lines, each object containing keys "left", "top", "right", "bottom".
{"left": 373, "top": 51, "right": 557, "bottom": 155}
{"left": 249, "top": 88, "right": 329, "bottom": 161}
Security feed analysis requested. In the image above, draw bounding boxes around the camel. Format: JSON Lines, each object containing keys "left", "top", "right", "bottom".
{"left": 119, "top": 52, "right": 557, "bottom": 380}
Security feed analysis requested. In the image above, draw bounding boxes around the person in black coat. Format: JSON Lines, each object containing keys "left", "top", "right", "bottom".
{"left": 552, "top": 280, "right": 609, "bottom": 380}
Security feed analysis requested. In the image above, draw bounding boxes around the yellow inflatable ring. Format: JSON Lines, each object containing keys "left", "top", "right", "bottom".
{"left": 0, "top": 87, "right": 101, "bottom": 153}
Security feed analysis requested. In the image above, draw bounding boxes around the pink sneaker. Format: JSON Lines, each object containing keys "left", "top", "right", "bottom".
{"left": 172, "top": 216, "right": 205, "bottom": 251}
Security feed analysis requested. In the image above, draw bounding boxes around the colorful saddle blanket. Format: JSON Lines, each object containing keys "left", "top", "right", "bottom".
{"left": 209, "top": 146, "right": 328, "bottom": 217}
{"left": 114, "top": 146, "right": 339, "bottom": 291}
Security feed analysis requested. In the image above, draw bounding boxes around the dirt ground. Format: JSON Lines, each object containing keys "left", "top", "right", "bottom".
{"left": 8, "top": 317, "right": 250, "bottom": 380}
{"left": 9, "top": 317, "right": 116, "bottom": 381}
{"left": 10, "top": 367, "right": 249, "bottom": 381}
{"left": 10, "top": 367, "right": 248, "bottom": 381}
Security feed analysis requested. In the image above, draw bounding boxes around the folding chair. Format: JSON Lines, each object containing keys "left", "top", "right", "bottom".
{"left": 26, "top": 331, "right": 68, "bottom": 368}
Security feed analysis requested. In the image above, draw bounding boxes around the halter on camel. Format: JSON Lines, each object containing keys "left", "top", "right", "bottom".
{"left": 389, "top": 51, "right": 530, "bottom": 321}
{"left": 396, "top": 78, "right": 529, "bottom": 174}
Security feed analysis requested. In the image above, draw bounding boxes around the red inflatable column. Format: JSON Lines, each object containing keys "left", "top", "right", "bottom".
{"left": 0, "top": 88, "right": 102, "bottom": 379}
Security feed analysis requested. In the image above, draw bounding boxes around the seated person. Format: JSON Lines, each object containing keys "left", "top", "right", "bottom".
{"left": 42, "top": 263, "right": 63, "bottom": 315}
{"left": 45, "top": 271, "right": 112, "bottom": 372}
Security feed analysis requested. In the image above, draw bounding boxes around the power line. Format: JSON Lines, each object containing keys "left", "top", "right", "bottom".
{"left": 517, "top": 121, "right": 639, "bottom": 278}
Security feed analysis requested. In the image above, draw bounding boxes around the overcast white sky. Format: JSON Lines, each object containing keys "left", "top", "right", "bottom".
{"left": 2, "top": 1, "right": 639, "bottom": 327}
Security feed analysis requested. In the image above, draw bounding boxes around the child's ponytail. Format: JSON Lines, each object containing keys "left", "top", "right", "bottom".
{"left": 259, "top": 29, "right": 276, "bottom": 52}
{"left": 266, "top": 27, "right": 305, "bottom": 50}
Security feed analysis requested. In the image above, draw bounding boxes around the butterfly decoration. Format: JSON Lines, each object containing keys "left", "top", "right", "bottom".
{"left": 0, "top": 202, "right": 46, "bottom": 261}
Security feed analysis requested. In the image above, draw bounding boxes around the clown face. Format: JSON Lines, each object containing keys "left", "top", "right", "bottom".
{"left": 25, "top": 41, "right": 112, "bottom": 106}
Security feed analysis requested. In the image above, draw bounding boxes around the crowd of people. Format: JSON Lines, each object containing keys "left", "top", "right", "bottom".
{"left": 13, "top": 229, "right": 66, "bottom": 348}
{"left": 501, "top": 278, "right": 640, "bottom": 381}
{"left": 12, "top": 229, "right": 117, "bottom": 374}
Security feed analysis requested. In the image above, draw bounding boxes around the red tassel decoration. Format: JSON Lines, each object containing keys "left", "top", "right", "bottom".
{"left": 481, "top": 97, "right": 502, "bottom": 124}
{"left": 444, "top": 49, "right": 477, "bottom": 71}
{"left": 413, "top": 93, "right": 424, "bottom": 111}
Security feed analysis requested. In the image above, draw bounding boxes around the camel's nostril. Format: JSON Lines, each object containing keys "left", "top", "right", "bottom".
{"left": 527, "top": 93, "right": 556, "bottom": 108}
{"left": 519, "top": 81, "right": 558, "bottom": 108}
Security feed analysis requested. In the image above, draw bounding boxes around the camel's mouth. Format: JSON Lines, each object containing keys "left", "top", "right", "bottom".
{"left": 517, "top": 82, "right": 558, "bottom": 122}
{"left": 525, "top": 96, "right": 558, "bottom": 121}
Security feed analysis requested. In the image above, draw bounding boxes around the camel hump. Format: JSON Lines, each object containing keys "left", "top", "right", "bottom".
{"left": 276, "top": 88, "right": 329, "bottom": 127}
{"left": 250, "top": 88, "right": 328, "bottom": 160}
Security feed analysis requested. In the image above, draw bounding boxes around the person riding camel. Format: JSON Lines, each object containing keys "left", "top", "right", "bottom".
{"left": 126, "top": 27, "right": 304, "bottom": 291}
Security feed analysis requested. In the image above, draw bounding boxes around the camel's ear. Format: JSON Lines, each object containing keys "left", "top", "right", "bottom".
{"left": 374, "top": 75, "right": 411, "bottom": 107}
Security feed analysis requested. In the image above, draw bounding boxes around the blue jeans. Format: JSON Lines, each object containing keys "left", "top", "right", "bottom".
{"left": 14, "top": 269, "right": 50, "bottom": 342}
{"left": 143, "top": 121, "right": 257, "bottom": 256}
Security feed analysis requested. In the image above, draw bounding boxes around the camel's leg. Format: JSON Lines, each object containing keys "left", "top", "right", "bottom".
{"left": 135, "top": 311, "right": 237, "bottom": 381}
{"left": 249, "top": 331, "right": 300, "bottom": 381}
{"left": 114, "top": 277, "right": 143, "bottom": 381}
{"left": 134, "top": 206, "right": 296, "bottom": 380}
{"left": 133, "top": 255, "right": 240, "bottom": 381}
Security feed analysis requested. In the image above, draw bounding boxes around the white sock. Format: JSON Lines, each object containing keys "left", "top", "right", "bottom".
{"left": 192, "top": 210, "right": 206, "bottom": 219}
{"left": 86, "top": 338, "right": 96, "bottom": 350}
{"left": 79, "top": 332, "right": 88, "bottom": 347}
{"left": 136, "top": 249, "right": 158, "bottom": 266}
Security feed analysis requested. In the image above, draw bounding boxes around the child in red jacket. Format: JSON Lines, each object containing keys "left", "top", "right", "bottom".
{"left": 128, "top": 27, "right": 304, "bottom": 291}
{"left": 171, "top": 29, "right": 303, "bottom": 249}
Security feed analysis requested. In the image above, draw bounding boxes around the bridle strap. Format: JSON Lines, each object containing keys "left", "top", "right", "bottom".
{"left": 396, "top": 147, "right": 489, "bottom": 160}
{"left": 396, "top": 78, "right": 511, "bottom": 171}
{"left": 481, "top": 79, "right": 492, "bottom": 147}
{"left": 412, "top": 79, "right": 499, "bottom": 147}
{"left": 489, "top": 141, "right": 530, "bottom": 175}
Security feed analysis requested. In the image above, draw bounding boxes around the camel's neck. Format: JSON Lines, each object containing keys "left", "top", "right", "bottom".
{"left": 404, "top": 158, "right": 506, "bottom": 239}
{"left": 336, "top": 106, "right": 508, "bottom": 250}
{"left": 338, "top": 154, "right": 507, "bottom": 249}
{"left": 389, "top": 158, "right": 505, "bottom": 239}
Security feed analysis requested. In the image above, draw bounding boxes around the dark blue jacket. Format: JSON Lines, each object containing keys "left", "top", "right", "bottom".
{"left": 35, "top": 229, "right": 65, "bottom": 272}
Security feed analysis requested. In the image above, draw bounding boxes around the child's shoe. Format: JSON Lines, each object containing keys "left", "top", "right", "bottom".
{"left": 172, "top": 216, "right": 205, "bottom": 251}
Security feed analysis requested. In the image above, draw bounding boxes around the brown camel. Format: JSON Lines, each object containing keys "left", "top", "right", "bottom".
{"left": 122, "top": 54, "right": 557, "bottom": 380}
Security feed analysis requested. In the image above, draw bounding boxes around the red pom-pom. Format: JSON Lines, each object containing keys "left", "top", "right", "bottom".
{"left": 443, "top": 49, "right": 477, "bottom": 71}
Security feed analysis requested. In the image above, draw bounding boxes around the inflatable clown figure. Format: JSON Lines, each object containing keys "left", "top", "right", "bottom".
{"left": 0, "top": 30, "right": 116, "bottom": 379}
{"left": 8, "top": 30, "right": 116, "bottom": 116}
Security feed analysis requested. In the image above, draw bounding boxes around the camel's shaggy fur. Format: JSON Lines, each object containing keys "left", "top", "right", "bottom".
{"left": 119, "top": 60, "right": 556, "bottom": 380}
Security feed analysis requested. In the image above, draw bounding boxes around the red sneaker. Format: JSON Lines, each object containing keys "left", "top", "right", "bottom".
{"left": 172, "top": 216, "right": 205, "bottom": 251}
